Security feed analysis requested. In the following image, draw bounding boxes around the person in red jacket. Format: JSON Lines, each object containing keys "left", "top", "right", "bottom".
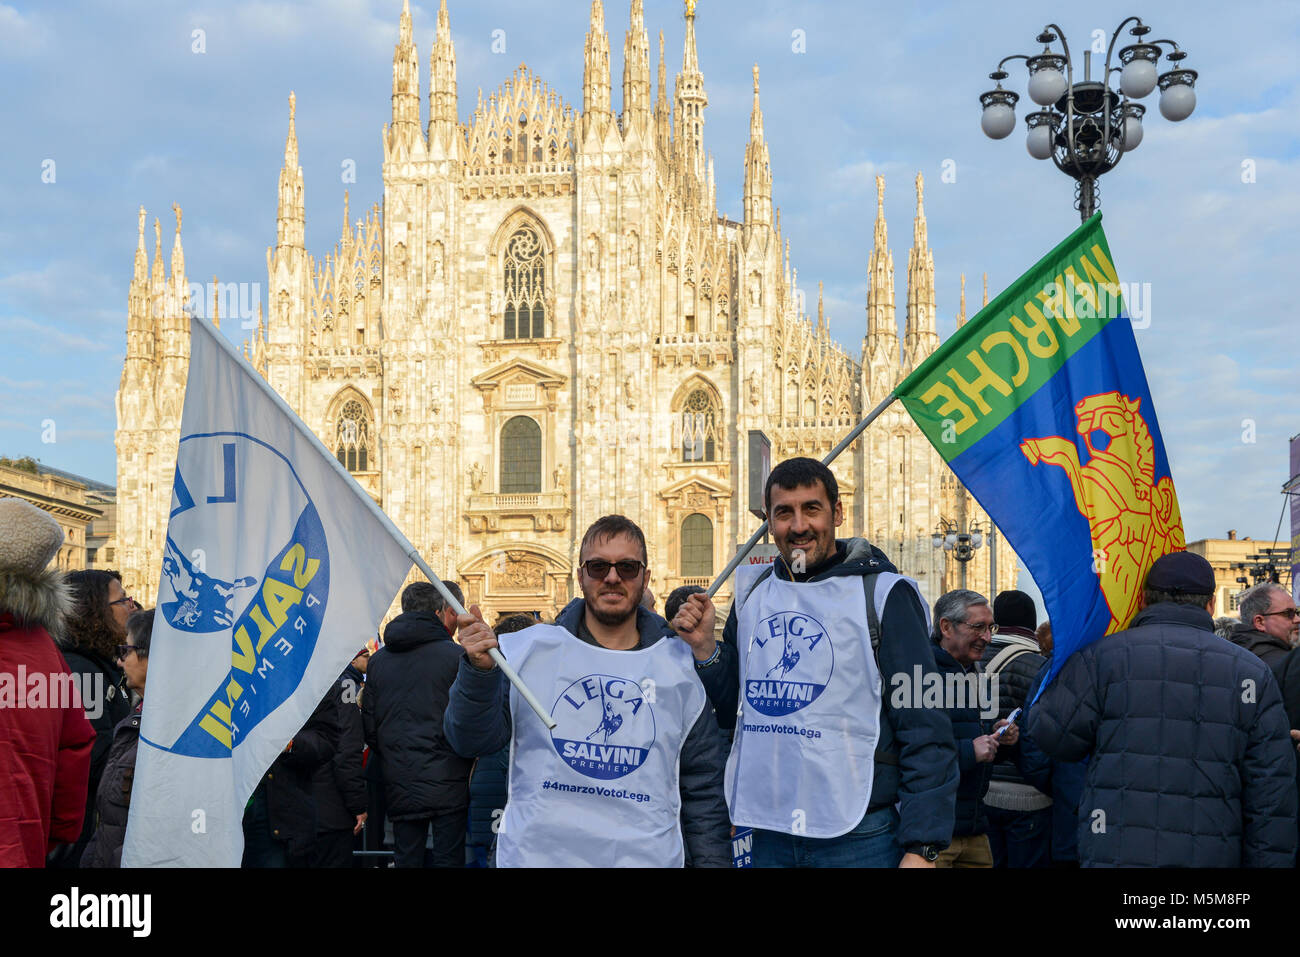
{"left": 0, "top": 497, "right": 96, "bottom": 867}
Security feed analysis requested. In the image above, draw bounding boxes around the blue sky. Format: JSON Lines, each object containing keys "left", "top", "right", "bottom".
{"left": 2, "top": 0, "right": 1297, "bottom": 559}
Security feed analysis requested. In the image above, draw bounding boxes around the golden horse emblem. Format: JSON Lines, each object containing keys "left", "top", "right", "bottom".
{"left": 1020, "top": 391, "right": 1184, "bottom": 634}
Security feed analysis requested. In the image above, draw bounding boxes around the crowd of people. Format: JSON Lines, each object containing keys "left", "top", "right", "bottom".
{"left": 3, "top": 451, "right": 1300, "bottom": 868}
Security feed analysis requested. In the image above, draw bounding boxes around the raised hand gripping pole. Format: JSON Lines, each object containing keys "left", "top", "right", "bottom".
{"left": 409, "top": 553, "right": 557, "bottom": 730}
{"left": 705, "top": 392, "right": 899, "bottom": 599}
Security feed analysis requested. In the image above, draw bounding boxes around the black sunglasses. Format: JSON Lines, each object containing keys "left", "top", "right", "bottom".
{"left": 115, "top": 644, "right": 139, "bottom": 659}
{"left": 580, "top": 559, "right": 645, "bottom": 582}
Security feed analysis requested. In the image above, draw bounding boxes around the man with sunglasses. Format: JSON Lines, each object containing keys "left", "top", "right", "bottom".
{"left": 444, "top": 515, "right": 730, "bottom": 867}
{"left": 1228, "top": 582, "right": 1299, "bottom": 673}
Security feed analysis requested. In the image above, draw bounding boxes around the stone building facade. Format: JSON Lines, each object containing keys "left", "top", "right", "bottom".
{"left": 115, "top": 0, "right": 1018, "bottom": 621}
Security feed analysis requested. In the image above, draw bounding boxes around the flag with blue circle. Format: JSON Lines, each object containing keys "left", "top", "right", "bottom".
{"left": 122, "top": 317, "right": 413, "bottom": 867}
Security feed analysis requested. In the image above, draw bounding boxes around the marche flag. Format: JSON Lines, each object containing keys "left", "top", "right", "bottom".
{"left": 122, "top": 316, "right": 413, "bottom": 867}
{"left": 896, "top": 214, "right": 1184, "bottom": 688}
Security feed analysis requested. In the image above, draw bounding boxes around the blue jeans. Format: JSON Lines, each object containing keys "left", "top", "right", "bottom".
{"left": 750, "top": 806, "right": 902, "bottom": 868}
{"left": 984, "top": 804, "right": 1052, "bottom": 868}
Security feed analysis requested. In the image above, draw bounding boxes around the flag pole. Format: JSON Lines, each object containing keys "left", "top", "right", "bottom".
{"left": 191, "top": 318, "right": 558, "bottom": 729}
{"left": 705, "top": 392, "right": 899, "bottom": 599}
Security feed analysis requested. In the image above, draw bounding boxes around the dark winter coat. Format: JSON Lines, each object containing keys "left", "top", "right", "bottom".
{"left": 1029, "top": 602, "right": 1298, "bottom": 867}
{"left": 705, "top": 538, "right": 959, "bottom": 853}
{"left": 362, "top": 611, "right": 473, "bottom": 819}
{"left": 255, "top": 690, "right": 337, "bottom": 858}
{"left": 55, "top": 645, "right": 130, "bottom": 864}
{"left": 932, "top": 643, "right": 997, "bottom": 837}
{"left": 1228, "top": 623, "right": 1293, "bottom": 673}
{"left": 1270, "top": 645, "right": 1300, "bottom": 863}
{"left": 467, "top": 747, "right": 509, "bottom": 862}
{"left": 444, "top": 600, "right": 732, "bottom": 867}
{"left": 0, "top": 567, "right": 96, "bottom": 867}
{"left": 1020, "top": 657, "right": 1085, "bottom": 863}
{"left": 979, "top": 630, "right": 1052, "bottom": 810}
{"left": 80, "top": 704, "right": 142, "bottom": 868}
{"left": 312, "top": 664, "right": 367, "bottom": 833}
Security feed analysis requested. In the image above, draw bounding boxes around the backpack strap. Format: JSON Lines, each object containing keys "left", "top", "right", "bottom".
{"left": 862, "top": 573, "right": 881, "bottom": 656}
{"left": 861, "top": 573, "right": 898, "bottom": 766}
{"left": 986, "top": 644, "right": 1033, "bottom": 676}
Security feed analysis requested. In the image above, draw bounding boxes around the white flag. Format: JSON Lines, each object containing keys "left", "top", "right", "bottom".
{"left": 122, "top": 317, "right": 413, "bottom": 867}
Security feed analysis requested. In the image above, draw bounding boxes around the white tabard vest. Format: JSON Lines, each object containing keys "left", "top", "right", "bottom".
{"left": 495, "top": 624, "right": 707, "bottom": 868}
{"left": 724, "top": 571, "right": 919, "bottom": 838}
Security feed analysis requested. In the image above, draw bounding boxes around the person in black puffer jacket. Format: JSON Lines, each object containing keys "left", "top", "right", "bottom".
{"left": 82, "top": 608, "right": 154, "bottom": 868}
{"left": 1030, "top": 552, "right": 1297, "bottom": 867}
{"left": 465, "top": 614, "right": 535, "bottom": 868}
{"left": 979, "top": 591, "right": 1053, "bottom": 868}
{"left": 931, "top": 590, "right": 1019, "bottom": 867}
{"left": 362, "top": 581, "right": 474, "bottom": 868}
{"left": 241, "top": 690, "right": 337, "bottom": 867}
{"left": 311, "top": 651, "right": 369, "bottom": 867}
{"left": 52, "top": 570, "right": 135, "bottom": 868}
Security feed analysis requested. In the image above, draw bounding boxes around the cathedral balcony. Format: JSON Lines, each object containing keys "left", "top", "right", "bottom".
{"left": 466, "top": 491, "right": 569, "bottom": 534}
{"left": 652, "top": 331, "right": 734, "bottom": 370}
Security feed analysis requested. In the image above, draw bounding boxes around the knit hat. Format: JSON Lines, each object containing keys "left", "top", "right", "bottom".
{"left": 0, "top": 497, "right": 64, "bottom": 574}
{"left": 993, "top": 590, "right": 1037, "bottom": 631}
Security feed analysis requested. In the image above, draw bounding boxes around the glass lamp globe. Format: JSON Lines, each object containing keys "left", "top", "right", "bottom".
{"left": 1121, "top": 58, "right": 1158, "bottom": 98}
{"left": 1028, "top": 67, "right": 1067, "bottom": 106}
{"left": 1159, "top": 82, "right": 1196, "bottom": 121}
{"left": 1026, "top": 124, "right": 1054, "bottom": 159}
{"left": 1120, "top": 115, "right": 1144, "bottom": 151}
{"left": 982, "top": 103, "right": 1016, "bottom": 139}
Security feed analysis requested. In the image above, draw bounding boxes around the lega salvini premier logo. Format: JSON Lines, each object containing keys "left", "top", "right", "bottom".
{"left": 746, "top": 610, "right": 834, "bottom": 715}
{"left": 550, "top": 674, "right": 657, "bottom": 780}
{"left": 157, "top": 432, "right": 330, "bottom": 758}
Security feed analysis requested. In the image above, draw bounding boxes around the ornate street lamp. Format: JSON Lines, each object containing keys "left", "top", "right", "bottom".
{"left": 980, "top": 17, "right": 1198, "bottom": 221}
{"left": 932, "top": 518, "right": 985, "bottom": 590}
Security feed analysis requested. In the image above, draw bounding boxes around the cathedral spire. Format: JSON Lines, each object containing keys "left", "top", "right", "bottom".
{"left": 277, "top": 92, "right": 305, "bottom": 251}
{"left": 170, "top": 203, "right": 185, "bottom": 283}
{"left": 674, "top": 0, "right": 708, "bottom": 183}
{"left": 133, "top": 205, "right": 147, "bottom": 284}
{"left": 654, "top": 30, "right": 671, "bottom": 157}
{"left": 212, "top": 275, "right": 220, "bottom": 330}
{"left": 428, "top": 0, "right": 459, "bottom": 147}
{"left": 341, "top": 190, "right": 350, "bottom": 244}
{"left": 743, "top": 63, "right": 772, "bottom": 229}
{"left": 904, "top": 171, "right": 938, "bottom": 369}
{"left": 957, "top": 273, "right": 968, "bottom": 328}
{"left": 581, "top": 0, "right": 612, "bottom": 140}
{"left": 621, "top": 0, "right": 651, "bottom": 136}
{"left": 390, "top": 0, "right": 422, "bottom": 150}
{"left": 151, "top": 216, "right": 164, "bottom": 288}
{"left": 817, "top": 281, "right": 826, "bottom": 333}
{"left": 983, "top": 272, "right": 989, "bottom": 308}
{"left": 865, "top": 175, "right": 896, "bottom": 342}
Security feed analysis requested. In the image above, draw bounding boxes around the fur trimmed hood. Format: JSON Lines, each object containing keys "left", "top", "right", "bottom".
{"left": 0, "top": 566, "right": 71, "bottom": 638}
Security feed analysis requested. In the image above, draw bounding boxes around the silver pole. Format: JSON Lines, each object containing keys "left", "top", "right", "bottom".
{"left": 190, "top": 318, "right": 557, "bottom": 729}
{"left": 706, "top": 392, "right": 898, "bottom": 598}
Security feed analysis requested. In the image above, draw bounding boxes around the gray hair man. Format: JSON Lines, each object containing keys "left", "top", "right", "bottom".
{"left": 1229, "top": 583, "right": 1299, "bottom": 672}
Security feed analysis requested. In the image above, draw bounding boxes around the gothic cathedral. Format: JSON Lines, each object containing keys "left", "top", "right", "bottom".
{"left": 116, "top": 0, "right": 1018, "bottom": 621}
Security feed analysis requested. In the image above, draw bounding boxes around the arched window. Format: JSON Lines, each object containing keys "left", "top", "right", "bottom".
{"left": 500, "top": 415, "right": 542, "bottom": 493}
{"left": 503, "top": 225, "right": 546, "bottom": 339}
{"left": 335, "top": 398, "right": 374, "bottom": 472}
{"left": 681, "top": 388, "right": 720, "bottom": 462}
{"left": 681, "top": 514, "right": 713, "bottom": 577}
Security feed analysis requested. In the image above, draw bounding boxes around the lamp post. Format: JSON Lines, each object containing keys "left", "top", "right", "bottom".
{"left": 979, "top": 16, "right": 1198, "bottom": 221}
{"left": 931, "top": 518, "right": 986, "bottom": 591}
